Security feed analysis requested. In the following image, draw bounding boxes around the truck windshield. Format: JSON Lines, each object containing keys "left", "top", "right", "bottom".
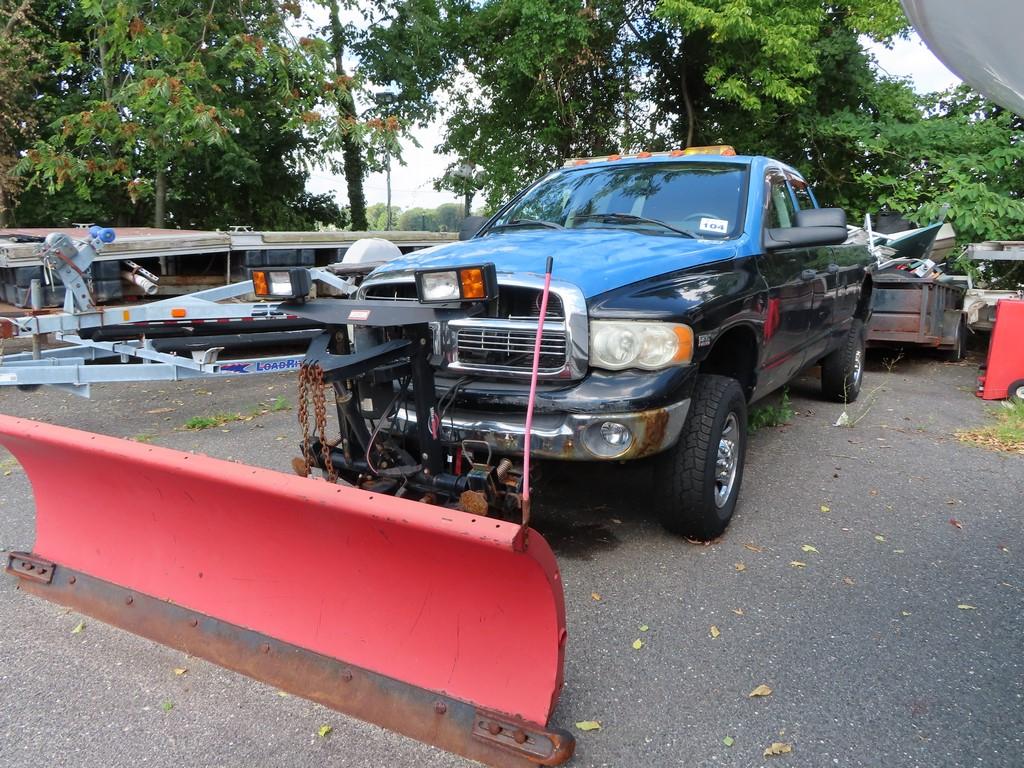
{"left": 490, "top": 162, "right": 748, "bottom": 239}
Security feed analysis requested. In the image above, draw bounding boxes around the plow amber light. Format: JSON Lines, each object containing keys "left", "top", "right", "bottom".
{"left": 459, "top": 268, "right": 486, "bottom": 300}
{"left": 415, "top": 263, "right": 498, "bottom": 303}
{"left": 252, "top": 271, "right": 269, "bottom": 296}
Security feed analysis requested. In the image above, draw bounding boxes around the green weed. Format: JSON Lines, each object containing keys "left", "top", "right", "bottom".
{"left": 748, "top": 389, "right": 794, "bottom": 432}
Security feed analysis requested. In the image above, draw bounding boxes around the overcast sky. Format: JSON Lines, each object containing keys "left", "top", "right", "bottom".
{"left": 306, "top": 32, "right": 962, "bottom": 212}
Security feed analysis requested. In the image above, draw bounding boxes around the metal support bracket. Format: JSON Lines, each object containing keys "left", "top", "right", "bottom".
{"left": 4, "top": 552, "right": 56, "bottom": 584}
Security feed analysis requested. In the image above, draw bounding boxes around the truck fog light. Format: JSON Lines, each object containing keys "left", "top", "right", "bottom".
{"left": 582, "top": 420, "right": 633, "bottom": 458}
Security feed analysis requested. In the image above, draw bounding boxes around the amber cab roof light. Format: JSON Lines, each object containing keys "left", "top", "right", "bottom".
{"left": 564, "top": 146, "right": 737, "bottom": 167}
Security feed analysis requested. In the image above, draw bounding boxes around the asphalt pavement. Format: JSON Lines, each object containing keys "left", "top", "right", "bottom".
{"left": 1, "top": 350, "right": 1021, "bottom": 768}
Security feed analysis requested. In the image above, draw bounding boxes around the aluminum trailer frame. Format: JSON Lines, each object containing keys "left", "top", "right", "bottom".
{"left": 0, "top": 228, "right": 357, "bottom": 396}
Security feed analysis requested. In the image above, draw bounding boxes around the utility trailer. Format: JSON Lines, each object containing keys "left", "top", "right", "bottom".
{"left": 866, "top": 272, "right": 967, "bottom": 359}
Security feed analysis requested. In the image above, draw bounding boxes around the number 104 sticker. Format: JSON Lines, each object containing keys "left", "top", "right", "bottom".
{"left": 698, "top": 217, "right": 729, "bottom": 234}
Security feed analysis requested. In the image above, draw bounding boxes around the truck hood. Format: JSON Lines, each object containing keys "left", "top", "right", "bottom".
{"left": 369, "top": 229, "right": 743, "bottom": 299}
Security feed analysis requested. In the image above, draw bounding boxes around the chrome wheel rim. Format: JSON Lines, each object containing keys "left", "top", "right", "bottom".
{"left": 714, "top": 413, "right": 740, "bottom": 509}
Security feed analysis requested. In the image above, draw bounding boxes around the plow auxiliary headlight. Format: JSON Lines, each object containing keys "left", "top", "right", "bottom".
{"left": 251, "top": 268, "right": 312, "bottom": 300}
{"left": 415, "top": 264, "right": 498, "bottom": 303}
{"left": 590, "top": 320, "right": 694, "bottom": 371}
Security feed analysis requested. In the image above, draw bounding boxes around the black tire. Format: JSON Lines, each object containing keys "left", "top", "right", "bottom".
{"left": 1009, "top": 380, "right": 1024, "bottom": 402}
{"left": 943, "top": 316, "right": 967, "bottom": 362}
{"left": 821, "top": 318, "right": 865, "bottom": 403}
{"left": 653, "top": 375, "right": 748, "bottom": 540}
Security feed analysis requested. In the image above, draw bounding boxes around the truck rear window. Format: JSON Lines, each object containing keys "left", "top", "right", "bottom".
{"left": 493, "top": 162, "right": 749, "bottom": 239}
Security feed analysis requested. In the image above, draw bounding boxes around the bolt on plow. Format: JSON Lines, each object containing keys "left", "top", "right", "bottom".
{"left": 2, "top": 258, "right": 575, "bottom": 766}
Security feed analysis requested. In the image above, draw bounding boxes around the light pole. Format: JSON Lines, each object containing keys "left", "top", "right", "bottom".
{"left": 373, "top": 82, "right": 401, "bottom": 230}
{"left": 455, "top": 162, "right": 477, "bottom": 218}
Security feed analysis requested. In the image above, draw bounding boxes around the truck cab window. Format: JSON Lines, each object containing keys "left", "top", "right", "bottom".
{"left": 788, "top": 176, "right": 816, "bottom": 210}
{"left": 765, "top": 173, "right": 797, "bottom": 229}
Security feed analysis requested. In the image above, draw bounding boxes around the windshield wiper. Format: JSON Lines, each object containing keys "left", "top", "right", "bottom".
{"left": 488, "top": 219, "right": 565, "bottom": 232}
{"left": 573, "top": 212, "right": 695, "bottom": 238}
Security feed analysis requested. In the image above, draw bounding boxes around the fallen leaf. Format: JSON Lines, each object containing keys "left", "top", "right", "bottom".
{"left": 710, "top": 625, "right": 720, "bottom": 639}
{"left": 949, "top": 519, "right": 963, "bottom": 530}
{"left": 173, "top": 668, "right": 187, "bottom": 676}
{"left": 632, "top": 638, "right": 644, "bottom": 650}
{"left": 161, "top": 701, "right": 174, "bottom": 712}
{"left": 957, "top": 604, "right": 976, "bottom": 610}
{"left": 591, "top": 592, "right": 601, "bottom": 601}
{"left": 575, "top": 720, "right": 602, "bottom": 732}
{"left": 820, "top": 505, "right": 831, "bottom": 513}
{"left": 723, "top": 735, "right": 735, "bottom": 747}
{"left": 639, "top": 624, "right": 649, "bottom": 632}
{"left": 277, "top": 691, "right": 290, "bottom": 697}
{"left": 874, "top": 535, "right": 886, "bottom": 543}
{"left": 734, "top": 562, "right": 746, "bottom": 572}
{"left": 71, "top": 620, "right": 85, "bottom": 635}
{"left": 843, "top": 577, "right": 855, "bottom": 586}
{"left": 763, "top": 742, "right": 793, "bottom": 757}
{"left": 901, "top": 611, "right": 912, "bottom": 617}
{"left": 789, "top": 561, "right": 807, "bottom": 568}
{"left": 748, "top": 684, "right": 772, "bottom": 698}
{"left": 744, "top": 543, "right": 764, "bottom": 553}
{"left": 801, "top": 544, "right": 819, "bottom": 553}
{"left": 732, "top": 608, "right": 744, "bottom": 616}
{"left": 869, "top": 489, "right": 878, "bottom": 496}
{"left": 317, "top": 724, "right": 333, "bottom": 738}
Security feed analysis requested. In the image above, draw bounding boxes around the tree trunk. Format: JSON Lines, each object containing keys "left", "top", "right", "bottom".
{"left": 153, "top": 168, "right": 167, "bottom": 228}
{"left": 328, "top": 0, "right": 367, "bottom": 231}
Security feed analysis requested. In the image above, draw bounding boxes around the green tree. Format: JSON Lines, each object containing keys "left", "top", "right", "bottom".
{"left": 0, "top": 0, "right": 43, "bottom": 225}
{"left": 16, "top": 0, "right": 356, "bottom": 229}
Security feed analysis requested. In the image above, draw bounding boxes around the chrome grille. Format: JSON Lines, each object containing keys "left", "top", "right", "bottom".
{"left": 359, "top": 275, "right": 587, "bottom": 380}
{"left": 456, "top": 327, "right": 567, "bottom": 372}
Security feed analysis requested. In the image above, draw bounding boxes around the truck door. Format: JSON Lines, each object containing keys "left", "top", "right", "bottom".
{"left": 789, "top": 173, "right": 838, "bottom": 364}
{"left": 755, "top": 170, "right": 814, "bottom": 394}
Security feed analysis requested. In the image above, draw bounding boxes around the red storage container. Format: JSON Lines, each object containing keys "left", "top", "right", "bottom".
{"left": 977, "top": 297, "right": 1024, "bottom": 400}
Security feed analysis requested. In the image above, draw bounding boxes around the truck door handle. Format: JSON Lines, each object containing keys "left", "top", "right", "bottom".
{"left": 827, "top": 263, "right": 840, "bottom": 273}
{"left": 801, "top": 269, "right": 816, "bottom": 280}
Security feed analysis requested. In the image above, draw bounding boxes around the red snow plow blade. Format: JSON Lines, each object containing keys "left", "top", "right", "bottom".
{"left": 0, "top": 415, "right": 573, "bottom": 767}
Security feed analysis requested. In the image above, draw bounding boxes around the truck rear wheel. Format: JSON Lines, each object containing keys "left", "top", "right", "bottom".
{"left": 821, "top": 319, "right": 865, "bottom": 403}
{"left": 653, "top": 375, "right": 748, "bottom": 540}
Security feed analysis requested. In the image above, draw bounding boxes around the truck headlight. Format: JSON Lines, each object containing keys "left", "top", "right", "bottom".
{"left": 589, "top": 321, "right": 694, "bottom": 371}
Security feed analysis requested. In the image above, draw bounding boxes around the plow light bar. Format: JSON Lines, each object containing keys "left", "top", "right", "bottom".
{"left": 415, "top": 263, "right": 498, "bottom": 303}
{"left": 251, "top": 268, "right": 311, "bottom": 300}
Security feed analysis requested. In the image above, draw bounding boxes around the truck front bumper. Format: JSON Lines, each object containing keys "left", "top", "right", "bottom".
{"left": 394, "top": 399, "right": 691, "bottom": 461}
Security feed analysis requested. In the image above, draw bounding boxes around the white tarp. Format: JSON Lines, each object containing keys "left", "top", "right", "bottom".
{"left": 901, "top": 0, "right": 1024, "bottom": 115}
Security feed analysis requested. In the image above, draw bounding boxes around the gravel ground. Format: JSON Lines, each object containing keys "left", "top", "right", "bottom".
{"left": 1, "top": 349, "right": 1021, "bottom": 768}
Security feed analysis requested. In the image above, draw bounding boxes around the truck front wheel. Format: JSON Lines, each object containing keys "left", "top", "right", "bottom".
{"left": 653, "top": 375, "right": 748, "bottom": 540}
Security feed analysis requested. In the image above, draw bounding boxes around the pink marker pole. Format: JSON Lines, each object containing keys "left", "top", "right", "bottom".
{"left": 521, "top": 256, "right": 553, "bottom": 534}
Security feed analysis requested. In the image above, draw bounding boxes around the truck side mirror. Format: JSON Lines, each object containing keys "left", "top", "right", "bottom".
{"left": 795, "top": 207, "right": 846, "bottom": 228}
{"left": 459, "top": 215, "right": 489, "bottom": 241}
{"left": 766, "top": 207, "right": 848, "bottom": 250}
{"left": 765, "top": 226, "right": 849, "bottom": 250}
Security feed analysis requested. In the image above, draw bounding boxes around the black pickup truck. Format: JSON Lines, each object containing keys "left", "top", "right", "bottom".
{"left": 355, "top": 148, "right": 874, "bottom": 539}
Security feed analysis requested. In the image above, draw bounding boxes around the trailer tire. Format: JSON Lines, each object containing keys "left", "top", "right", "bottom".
{"left": 821, "top": 319, "right": 865, "bottom": 403}
{"left": 943, "top": 316, "right": 967, "bottom": 362}
{"left": 653, "top": 375, "right": 747, "bottom": 540}
{"left": 1010, "top": 380, "right": 1024, "bottom": 402}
